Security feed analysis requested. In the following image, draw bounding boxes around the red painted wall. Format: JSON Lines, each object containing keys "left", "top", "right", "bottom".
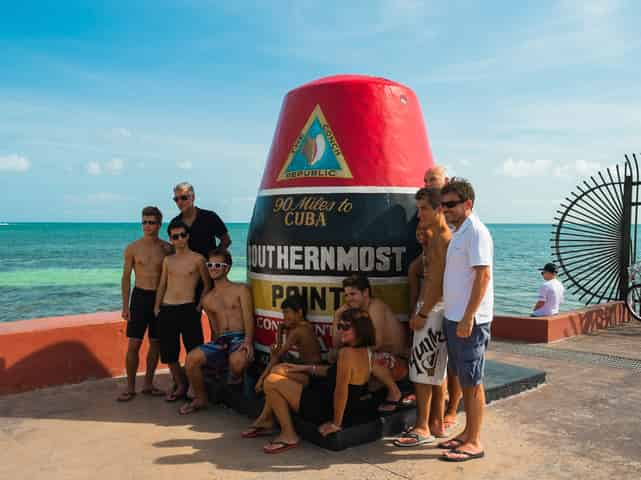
{"left": 0, "top": 311, "right": 212, "bottom": 395}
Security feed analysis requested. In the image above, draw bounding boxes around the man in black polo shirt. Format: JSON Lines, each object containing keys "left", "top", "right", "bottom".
{"left": 171, "top": 182, "right": 231, "bottom": 302}
{"left": 171, "top": 182, "right": 231, "bottom": 256}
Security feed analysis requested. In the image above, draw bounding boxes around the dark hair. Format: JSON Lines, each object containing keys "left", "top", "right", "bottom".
{"left": 342, "top": 274, "right": 371, "bottom": 295}
{"left": 281, "top": 294, "right": 307, "bottom": 317}
{"left": 340, "top": 308, "right": 376, "bottom": 347}
{"left": 208, "top": 247, "right": 232, "bottom": 268}
{"left": 142, "top": 206, "right": 162, "bottom": 222}
{"left": 415, "top": 187, "right": 442, "bottom": 210}
{"left": 167, "top": 219, "right": 190, "bottom": 236}
{"left": 441, "top": 177, "right": 475, "bottom": 204}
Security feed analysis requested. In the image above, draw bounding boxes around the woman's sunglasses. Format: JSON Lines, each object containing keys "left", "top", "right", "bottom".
{"left": 170, "top": 232, "right": 188, "bottom": 240}
{"left": 206, "top": 262, "right": 229, "bottom": 269}
{"left": 173, "top": 194, "right": 191, "bottom": 202}
{"left": 337, "top": 323, "right": 353, "bottom": 331}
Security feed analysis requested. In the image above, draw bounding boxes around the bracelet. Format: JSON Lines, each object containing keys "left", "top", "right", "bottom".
{"left": 418, "top": 311, "right": 428, "bottom": 319}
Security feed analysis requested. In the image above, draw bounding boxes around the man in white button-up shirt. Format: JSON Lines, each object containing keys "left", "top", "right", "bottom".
{"left": 438, "top": 178, "right": 493, "bottom": 463}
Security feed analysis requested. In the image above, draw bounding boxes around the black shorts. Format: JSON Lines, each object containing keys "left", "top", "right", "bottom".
{"left": 127, "top": 287, "right": 158, "bottom": 340}
{"left": 157, "top": 303, "right": 204, "bottom": 364}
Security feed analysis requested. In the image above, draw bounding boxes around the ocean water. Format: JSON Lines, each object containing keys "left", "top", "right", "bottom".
{"left": 0, "top": 222, "right": 584, "bottom": 322}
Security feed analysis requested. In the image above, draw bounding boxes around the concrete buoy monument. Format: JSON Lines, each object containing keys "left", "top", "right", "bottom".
{"left": 247, "top": 75, "right": 434, "bottom": 357}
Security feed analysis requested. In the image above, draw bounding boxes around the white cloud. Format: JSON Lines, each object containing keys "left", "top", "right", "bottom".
{"left": 105, "top": 158, "right": 124, "bottom": 174}
{"left": 176, "top": 160, "right": 193, "bottom": 170}
{"left": 499, "top": 158, "right": 552, "bottom": 177}
{"left": 86, "top": 158, "right": 124, "bottom": 175}
{"left": 0, "top": 154, "right": 30, "bottom": 172}
{"left": 87, "top": 192, "right": 126, "bottom": 202}
{"left": 500, "top": 157, "right": 605, "bottom": 178}
{"left": 86, "top": 161, "right": 102, "bottom": 175}
{"left": 113, "top": 127, "right": 132, "bottom": 138}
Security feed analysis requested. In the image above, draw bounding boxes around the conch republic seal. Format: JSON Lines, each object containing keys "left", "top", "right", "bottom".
{"left": 247, "top": 75, "right": 434, "bottom": 358}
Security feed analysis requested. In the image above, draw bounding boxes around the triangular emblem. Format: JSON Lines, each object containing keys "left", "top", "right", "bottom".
{"left": 277, "top": 105, "right": 353, "bottom": 181}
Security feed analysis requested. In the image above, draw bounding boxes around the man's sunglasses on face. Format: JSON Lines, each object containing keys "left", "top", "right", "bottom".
{"left": 441, "top": 199, "right": 465, "bottom": 209}
{"left": 170, "top": 232, "right": 188, "bottom": 240}
{"left": 206, "top": 262, "right": 229, "bottom": 269}
{"left": 173, "top": 194, "right": 191, "bottom": 203}
{"left": 142, "top": 220, "right": 159, "bottom": 225}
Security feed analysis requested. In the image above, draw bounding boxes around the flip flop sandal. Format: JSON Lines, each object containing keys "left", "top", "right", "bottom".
{"left": 178, "top": 402, "right": 208, "bottom": 415}
{"left": 116, "top": 391, "right": 136, "bottom": 402}
{"left": 378, "top": 399, "right": 403, "bottom": 413}
{"left": 393, "top": 431, "right": 435, "bottom": 447}
{"left": 241, "top": 426, "right": 278, "bottom": 438}
{"left": 440, "top": 449, "right": 485, "bottom": 462}
{"left": 141, "top": 387, "right": 165, "bottom": 397}
{"left": 165, "top": 389, "right": 187, "bottom": 402}
{"left": 437, "top": 438, "right": 465, "bottom": 450}
{"left": 400, "top": 393, "right": 416, "bottom": 406}
{"left": 263, "top": 440, "right": 299, "bottom": 454}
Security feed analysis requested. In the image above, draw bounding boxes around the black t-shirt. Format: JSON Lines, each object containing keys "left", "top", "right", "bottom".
{"left": 172, "top": 207, "right": 228, "bottom": 258}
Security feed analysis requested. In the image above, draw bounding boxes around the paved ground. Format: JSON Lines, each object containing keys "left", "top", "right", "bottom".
{"left": 1, "top": 322, "right": 640, "bottom": 480}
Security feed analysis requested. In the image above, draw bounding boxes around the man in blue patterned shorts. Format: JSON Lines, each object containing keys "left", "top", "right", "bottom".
{"left": 179, "top": 248, "right": 254, "bottom": 415}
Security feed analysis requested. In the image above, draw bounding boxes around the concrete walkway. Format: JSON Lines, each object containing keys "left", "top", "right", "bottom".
{"left": 2, "top": 323, "right": 641, "bottom": 480}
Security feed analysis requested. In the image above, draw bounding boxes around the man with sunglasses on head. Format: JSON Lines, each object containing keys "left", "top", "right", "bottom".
{"left": 118, "top": 206, "right": 173, "bottom": 402}
{"left": 438, "top": 177, "right": 493, "bottom": 463}
{"left": 154, "top": 219, "right": 211, "bottom": 402}
{"left": 179, "top": 247, "right": 254, "bottom": 415}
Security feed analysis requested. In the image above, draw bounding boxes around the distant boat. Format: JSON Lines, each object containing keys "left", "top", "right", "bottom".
{"left": 0, "top": 223, "right": 9, "bottom": 226}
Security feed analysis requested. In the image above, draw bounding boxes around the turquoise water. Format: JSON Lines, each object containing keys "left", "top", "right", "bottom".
{"left": 0, "top": 223, "right": 583, "bottom": 322}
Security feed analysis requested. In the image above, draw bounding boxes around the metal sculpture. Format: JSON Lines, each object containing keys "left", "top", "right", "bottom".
{"left": 551, "top": 154, "right": 640, "bottom": 308}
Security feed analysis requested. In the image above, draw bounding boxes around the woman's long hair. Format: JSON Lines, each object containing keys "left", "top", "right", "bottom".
{"left": 340, "top": 308, "right": 376, "bottom": 347}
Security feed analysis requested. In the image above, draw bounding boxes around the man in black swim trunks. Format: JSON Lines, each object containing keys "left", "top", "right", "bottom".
{"left": 118, "top": 206, "right": 173, "bottom": 402}
{"left": 154, "top": 219, "right": 211, "bottom": 401}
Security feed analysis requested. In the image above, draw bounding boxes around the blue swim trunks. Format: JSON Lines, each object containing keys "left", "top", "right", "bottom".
{"left": 199, "top": 332, "right": 245, "bottom": 379}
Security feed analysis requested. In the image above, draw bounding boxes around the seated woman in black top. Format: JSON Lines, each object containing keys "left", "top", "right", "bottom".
{"left": 257, "top": 308, "right": 377, "bottom": 454}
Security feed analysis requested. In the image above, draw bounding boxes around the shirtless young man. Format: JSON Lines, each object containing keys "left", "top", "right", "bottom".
{"left": 242, "top": 294, "right": 322, "bottom": 437}
{"left": 117, "top": 206, "right": 173, "bottom": 402}
{"left": 395, "top": 187, "right": 452, "bottom": 446}
{"left": 332, "top": 274, "right": 406, "bottom": 411}
{"left": 154, "top": 219, "right": 211, "bottom": 402}
{"left": 179, "top": 248, "right": 254, "bottom": 414}
{"left": 254, "top": 294, "right": 322, "bottom": 393}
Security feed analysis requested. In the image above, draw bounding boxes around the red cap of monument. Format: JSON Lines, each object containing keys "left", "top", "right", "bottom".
{"left": 259, "top": 75, "right": 433, "bottom": 190}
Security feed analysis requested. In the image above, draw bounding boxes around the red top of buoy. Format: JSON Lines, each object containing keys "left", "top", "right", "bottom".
{"left": 259, "top": 75, "right": 434, "bottom": 190}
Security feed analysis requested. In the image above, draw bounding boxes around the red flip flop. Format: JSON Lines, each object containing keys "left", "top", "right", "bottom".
{"left": 241, "top": 426, "right": 277, "bottom": 438}
{"left": 263, "top": 440, "right": 299, "bottom": 454}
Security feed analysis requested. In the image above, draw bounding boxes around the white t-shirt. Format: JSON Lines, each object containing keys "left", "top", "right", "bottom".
{"left": 533, "top": 278, "right": 564, "bottom": 316}
{"left": 443, "top": 213, "right": 494, "bottom": 324}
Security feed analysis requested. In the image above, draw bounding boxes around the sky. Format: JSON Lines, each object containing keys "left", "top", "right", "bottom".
{"left": 1, "top": 0, "right": 640, "bottom": 223}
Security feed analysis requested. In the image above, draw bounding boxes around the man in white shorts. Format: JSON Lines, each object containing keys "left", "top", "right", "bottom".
{"left": 395, "top": 187, "right": 451, "bottom": 447}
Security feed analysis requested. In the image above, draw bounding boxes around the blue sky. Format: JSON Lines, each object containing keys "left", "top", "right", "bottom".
{"left": 1, "top": 0, "right": 640, "bottom": 223}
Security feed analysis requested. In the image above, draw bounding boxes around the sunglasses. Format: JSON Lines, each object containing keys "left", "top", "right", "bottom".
{"left": 441, "top": 199, "right": 465, "bottom": 209}
{"left": 206, "top": 262, "right": 229, "bottom": 269}
{"left": 173, "top": 194, "right": 191, "bottom": 202}
{"left": 141, "top": 220, "right": 159, "bottom": 225}
{"left": 337, "top": 323, "right": 353, "bottom": 331}
{"left": 170, "top": 232, "right": 188, "bottom": 240}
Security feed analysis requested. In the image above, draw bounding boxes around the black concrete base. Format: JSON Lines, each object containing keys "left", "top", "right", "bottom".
{"left": 205, "top": 359, "right": 545, "bottom": 452}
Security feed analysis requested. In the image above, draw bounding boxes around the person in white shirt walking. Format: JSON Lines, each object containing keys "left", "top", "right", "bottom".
{"left": 532, "top": 263, "right": 564, "bottom": 316}
{"left": 438, "top": 178, "right": 493, "bottom": 463}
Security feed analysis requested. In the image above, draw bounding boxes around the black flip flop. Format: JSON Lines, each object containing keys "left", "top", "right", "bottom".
{"left": 440, "top": 449, "right": 485, "bottom": 462}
